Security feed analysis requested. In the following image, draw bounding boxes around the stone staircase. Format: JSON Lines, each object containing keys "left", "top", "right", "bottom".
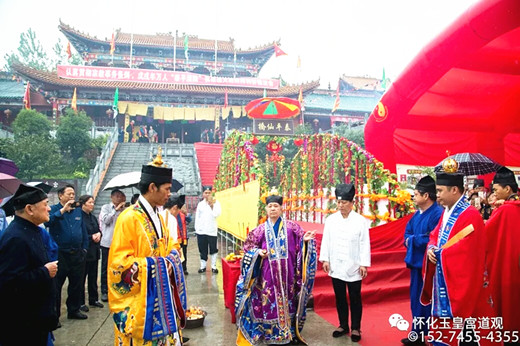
{"left": 94, "top": 142, "right": 202, "bottom": 217}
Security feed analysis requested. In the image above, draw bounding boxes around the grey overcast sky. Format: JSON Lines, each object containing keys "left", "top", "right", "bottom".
{"left": 0, "top": 0, "right": 480, "bottom": 88}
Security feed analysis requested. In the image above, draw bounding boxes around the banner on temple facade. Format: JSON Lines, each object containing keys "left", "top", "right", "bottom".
{"left": 57, "top": 65, "right": 280, "bottom": 90}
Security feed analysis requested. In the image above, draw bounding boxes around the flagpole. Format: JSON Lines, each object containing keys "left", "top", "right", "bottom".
{"left": 129, "top": 32, "right": 134, "bottom": 69}
{"left": 173, "top": 30, "right": 177, "bottom": 71}
{"left": 214, "top": 0, "right": 218, "bottom": 77}
{"left": 233, "top": 50, "right": 237, "bottom": 78}
{"left": 214, "top": 39, "right": 217, "bottom": 77}
{"left": 111, "top": 30, "right": 114, "bottom": 66}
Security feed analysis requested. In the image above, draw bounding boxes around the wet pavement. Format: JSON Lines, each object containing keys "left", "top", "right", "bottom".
{"left": 54, "top": 238, "right": 353, "bottom": 346}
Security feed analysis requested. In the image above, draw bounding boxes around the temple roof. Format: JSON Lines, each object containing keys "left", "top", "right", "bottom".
{"left": 0, "top": 79, "right": 25, "bottom": 100}
{"left": 304, "top": 91, "right": 381, "bottom": 113}
{"left": 12, "top": 64, "right": 319, "bottom": 98}
{"left": 340, "top": 75, "right": 388, "bottom": 91}
{"left": 59, "top": 21, "right": 278, "bottom": 54}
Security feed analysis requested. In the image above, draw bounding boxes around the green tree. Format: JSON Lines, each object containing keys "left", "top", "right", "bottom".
{"left": 11, "top": 109, "right": 53, "bottom": 139}
{"left": 332, "top": 124, "right": 365, "bottom": 148}
{"left": 52, "top": 38, "right": 83, "bottom": 67}
{"left": 0, "top": 138, "right": 13, "bottom": 158}
{"left": 56, "top": 109, "right": 93, "bottom": 161}
{"left": 294, "top": 123, "right": 313, "bottom": 135}
{"left": 3, "top": 29, "right": 51, "bottom": 71}
{"left": 3, "top": 135, "right": 62, "bottom": 179}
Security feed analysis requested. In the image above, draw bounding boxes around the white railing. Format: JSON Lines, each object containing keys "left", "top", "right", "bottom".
{"left": 85, "top": 127, "right": 118, "bottom": 195}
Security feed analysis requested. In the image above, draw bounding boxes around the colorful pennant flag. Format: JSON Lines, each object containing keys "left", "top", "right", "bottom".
{"left": 274, "top": 43, "right": 287, "bottom": 57}
{"left": 71, "top": 88, "right": 77, "bottom": 112}
{"left": 23, "top": 82, "right": 31, "bottom": 110}
{"left": 66, "top": 42, "right": 72, "bottom": 60}
{"left": 331, "top": 82, "right": 340, "bottom": 113}
{"left": 297, "top": 55, "right": 301, "bottom": 69}
{"left": 184, "top": 35, "right": 189, "bottom": 61}
{"left": 110, "top": 33, "right": 115, "bottom": 55}
{"left": 112, "top": 88, "right": 119, "bottom": 118}
{"left": 381, "top": 67, "right": 387, "bottom": 90}
{"left": 224, "top": 88, "right": 228, "bottom": 108}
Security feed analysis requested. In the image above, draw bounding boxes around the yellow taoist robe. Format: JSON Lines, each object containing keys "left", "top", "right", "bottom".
{"left": 108, "top": 202, "right": 184, "bottom": 346}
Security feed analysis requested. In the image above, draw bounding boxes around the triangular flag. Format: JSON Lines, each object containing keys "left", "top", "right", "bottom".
{"left": 184, "top": 35, "right": 189, "bottom": 60}
{"left": 110, "top": 33, "right": 115, "bottom": 55}
{"left": 112, "top": 88, "right": 119, "bottom": 118}
{"left": 224, "top": 88, "right": 228, "bottom": 108}
{"left": 298, "top": 86, "right": 303, "bottom": 105}
{"left": 71, "top": 88, "right": 77, "bottom": 112}
{"left": 66, "top": 42, "right": 72, "bottom": 60}
{"left": 274, "top": 43, "right": 287, "bottom": 57}
{"left": 331, "top": 82, "right": 340, "bottom": 113}
{"left": 23, "top": 82, "right": 31, "bottom": 110}
{"left": 264, "top": 102, "right": 278, "bottom": 115}
{"left": 381, "top": 67, "right": 387, "bottom": 90}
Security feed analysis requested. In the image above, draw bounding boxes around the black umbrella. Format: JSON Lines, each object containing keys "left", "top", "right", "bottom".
{"left": 434, "top": 153, "right": 502, "bottom": 176}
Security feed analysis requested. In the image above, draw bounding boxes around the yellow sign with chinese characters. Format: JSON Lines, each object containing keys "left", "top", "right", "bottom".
{"left": 215, "top": 180, "right": 260, "bottom": 240}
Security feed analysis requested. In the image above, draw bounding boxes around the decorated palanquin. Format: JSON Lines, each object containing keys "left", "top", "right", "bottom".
{"left": 214, "top": 131, "right": 415, "bottom": 227}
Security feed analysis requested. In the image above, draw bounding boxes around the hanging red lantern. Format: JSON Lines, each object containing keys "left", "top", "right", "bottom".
{"left": 251, "top": 136, "right": 259, "bottom": 145}
{"left": 266, "top": 140, "right": 283, "bottom": 154}
{"left": 294, "top": 138, "right": 304, "bottom": 146}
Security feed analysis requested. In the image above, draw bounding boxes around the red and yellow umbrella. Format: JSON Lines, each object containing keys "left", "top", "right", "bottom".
{"left": 245, "top": 97, "right": 301, "bottom": 119}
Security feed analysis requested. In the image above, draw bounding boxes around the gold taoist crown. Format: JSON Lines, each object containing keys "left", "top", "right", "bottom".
{"left": 442, "top": 151, "right": 459, "bottom": 173}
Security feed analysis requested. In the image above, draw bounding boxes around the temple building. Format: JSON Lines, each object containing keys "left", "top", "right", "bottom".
{"left": 9, "top": 22, "right": 318, "bottom": 143}
{"left": 303, "top": 75, "right": 384, "bottom": 132}
{"left": 6, "top": 23, "right": 382, "bottom": 142}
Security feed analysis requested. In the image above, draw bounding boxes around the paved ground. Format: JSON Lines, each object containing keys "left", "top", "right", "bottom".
{"left": 54, "top": 237, "right": 354, "bottom": 346}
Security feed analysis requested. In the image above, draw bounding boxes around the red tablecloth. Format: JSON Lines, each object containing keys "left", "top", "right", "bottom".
{"left": 221, "top": 258, "right": 241, "bottom": 323}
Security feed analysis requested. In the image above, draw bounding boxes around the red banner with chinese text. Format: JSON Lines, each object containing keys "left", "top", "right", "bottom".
{"left": 57, "top": 65, "right": 280, "bottom": 90}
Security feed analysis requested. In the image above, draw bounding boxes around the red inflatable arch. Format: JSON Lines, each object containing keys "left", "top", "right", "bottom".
{"left": 365, "top": 0, "right": 520, "bottom": 172}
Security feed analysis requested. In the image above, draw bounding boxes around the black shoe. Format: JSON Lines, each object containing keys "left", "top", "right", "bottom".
{"left": 182, "top": 336, "right": 190, "bottom": 343}
{"left": 184, "top": 270, "right": 189, "bottom": 275}
{"left": 291, "top": 338, "right": 305, "bottom": 345}
{"left": 332, "top": 327, "right": 349, "bottom": 338}
{"left": 67, "top": 311, "right": 88, "bottom": 320}
{"left": 211, "top": 268, "right": 219, "bottom": 274}
{"left": 56, "top": 321, "right": 62, "bottom": 329}
{"left": 101, "top": 293, "right": 108, "bottom": 302}
{"left": 198, "top": 268, "right": 206, "bottom": 273}
{"left": 80, "top": 304, "right": 89, "bottom": 312}
{"left": 351, "top": 331, "right": 361, "bottom": 343}
{"left": 90, "top": 301, "right": 104, "bottom": 308}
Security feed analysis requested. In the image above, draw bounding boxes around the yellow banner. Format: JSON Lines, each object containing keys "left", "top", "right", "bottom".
{"left": 216, "top": 180, "right": 260, "bottom": 241}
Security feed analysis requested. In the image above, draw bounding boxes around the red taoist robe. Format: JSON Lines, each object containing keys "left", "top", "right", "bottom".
{"left": 421, "top": 206, "right": 488, "bottom": 319}
{"left": 485, "top": 200, "right": 520, "bottom": 332}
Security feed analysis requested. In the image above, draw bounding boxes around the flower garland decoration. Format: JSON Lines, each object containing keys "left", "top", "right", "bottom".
{"left": 214, "top": 132, "right": 414, "bottom": 225}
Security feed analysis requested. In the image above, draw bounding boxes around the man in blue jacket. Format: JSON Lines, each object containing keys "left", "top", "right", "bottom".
{"left": 45, "top": 184, "right": 89, "bottom": 321}
{"left": 402, "top": 176, "right": 443, "bottom": 345}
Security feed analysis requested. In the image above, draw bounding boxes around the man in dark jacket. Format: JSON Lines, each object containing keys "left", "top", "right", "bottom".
{"left": 0, "top": 184, "right": 59, "bottom": 345}
{"left": 45, "top": 184, "right": 89, "bottom": 321}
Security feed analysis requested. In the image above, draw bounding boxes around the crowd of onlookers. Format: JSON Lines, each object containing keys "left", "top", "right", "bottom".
{"left": 0, "top": 183, "right": 194, "bottom": 344}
